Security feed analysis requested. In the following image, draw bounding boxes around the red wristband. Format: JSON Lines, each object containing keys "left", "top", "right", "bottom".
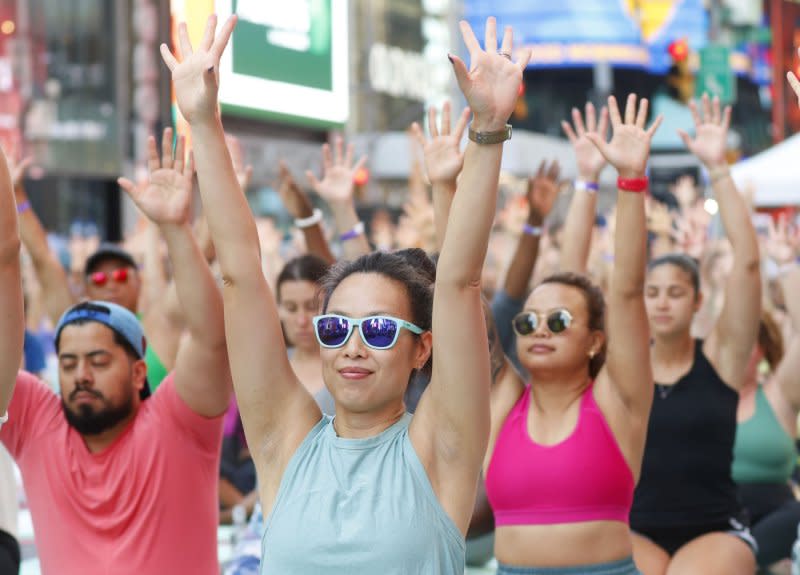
{"left": 616, "top": 176, "right": 649, "bottom": 193}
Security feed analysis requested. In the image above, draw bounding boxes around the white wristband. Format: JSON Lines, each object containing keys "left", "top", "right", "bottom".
{"left": 294, "top": 208, "right": 323, "bottom": 229}
{"left": 574, "top": 180, "right": 599, "bottom": 193}
{"left": 0, "top": 411, "right": 7, "bottom": 427}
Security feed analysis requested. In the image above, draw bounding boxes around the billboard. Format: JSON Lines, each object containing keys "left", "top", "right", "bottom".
{"left": 172, "top": 0, "right": 349, "bottom": 128}
{"left": 463, "top": 0, "right": 708, "bottom": 72}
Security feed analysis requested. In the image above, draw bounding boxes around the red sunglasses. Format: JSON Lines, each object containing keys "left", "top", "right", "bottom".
{"left": 89, "top": 268, "right": 130, "bottom": 287}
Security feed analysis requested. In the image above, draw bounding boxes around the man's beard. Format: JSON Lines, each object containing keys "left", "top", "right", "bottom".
{"left": 61, "top": 390, "right": 134, "bottom": 436}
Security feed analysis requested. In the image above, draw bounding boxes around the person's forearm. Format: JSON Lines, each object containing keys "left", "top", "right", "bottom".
{"left": 503, "top": 211, "right": 542, "bottom": 299}
{"left": 780, "top": 266, "right": 800, "bottom": 330}
{"left": 0, "top": 163, "right": 22, "bottom": 413}
{"left": 17, "top": 194, "right": 73, "bottom": 321}
{"left": 328, "top": 200, "right": 369, "bottom": 260}
{"left": 142, "top": 222, "right": 168, "bottom": 312}
{"left": 437, "top": 141, "right": 502, "bottom": 286}
{"left": 432, "top": 182, "right": 456, "bottom": 252}
{"left": 160, "top": 222, "right": 224, "bottom": 348}
{"left": 190, "top": 117, "right": 262, "bottom": 282}
{"left": 712, "top": 172, "right": 759, "bottom": 266}
{"left": 302, "top": 225, "right": 336, "bottom": 265}
{"left": 612, "top": 188, "right": 647, "bottom": 296}
{"left": 560, "top": 188, "right": 597, "bottom": 274}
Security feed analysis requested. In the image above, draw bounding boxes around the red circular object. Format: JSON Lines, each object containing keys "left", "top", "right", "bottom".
{"left": 353, "top": 167, "right": 369, "bottom": 186}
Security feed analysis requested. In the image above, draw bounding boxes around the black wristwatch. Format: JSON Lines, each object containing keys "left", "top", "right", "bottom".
{"left": 468, "top": 124, "right": 512, "bottom": 145}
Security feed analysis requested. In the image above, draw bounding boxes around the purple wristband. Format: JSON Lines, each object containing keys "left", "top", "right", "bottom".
{"left": 522, "top": 223, "right": 543, "bottom": 237}
{"left": 16, "top": 200, "right": 30, "bottom": 214}
{"left": 339, "top": 221, "right": 365, "bottom": 242}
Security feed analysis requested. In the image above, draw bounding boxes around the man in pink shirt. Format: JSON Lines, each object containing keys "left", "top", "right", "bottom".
{"left": 1, "top": 133, "right": 232, "bottom": 575}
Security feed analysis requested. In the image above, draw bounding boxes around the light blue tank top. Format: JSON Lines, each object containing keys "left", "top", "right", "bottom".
{"left": 260, "top": 413, "right": 466, "bottom": 574}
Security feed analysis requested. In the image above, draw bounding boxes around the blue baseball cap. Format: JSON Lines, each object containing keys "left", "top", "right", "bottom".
{"left": 55, "top": 301, "right": 151, "bottom": 399}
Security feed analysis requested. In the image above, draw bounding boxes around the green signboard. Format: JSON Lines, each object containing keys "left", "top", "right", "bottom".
{"left": 217, "top": 0, "right": 349, "bottom": 128}
{"left": 696, "top": 45, "right": 736, "bottom": 104}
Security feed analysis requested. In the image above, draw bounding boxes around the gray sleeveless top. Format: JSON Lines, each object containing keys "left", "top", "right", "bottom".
{"left": 260, "top": 413, "right": 466, "bottom": 574}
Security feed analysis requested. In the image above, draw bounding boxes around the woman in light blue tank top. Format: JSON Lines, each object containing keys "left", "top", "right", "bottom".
{"left": 163, "top": 13, "right": 528, "bottom": 574}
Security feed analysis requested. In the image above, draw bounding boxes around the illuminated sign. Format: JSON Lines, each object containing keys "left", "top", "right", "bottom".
{"left": 218, "top": 0, "right": 348, "bottom": 127}
{"left": 173, "top": 0, "right": 349, "bottom": 128}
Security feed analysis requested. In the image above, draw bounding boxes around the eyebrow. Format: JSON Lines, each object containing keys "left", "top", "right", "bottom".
{"left": 326, "top": 310, "right": 396, "bottom": 318}
{"left": 521, "top": 307, "right": 570, "bottom": 314}
{"left": 58, "top": 350, "right": 112, "bottom": 361}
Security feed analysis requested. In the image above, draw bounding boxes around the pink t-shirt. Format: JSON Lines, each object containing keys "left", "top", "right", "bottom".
{"left": 1, "top": 371, "right": 223, "bottom": 575}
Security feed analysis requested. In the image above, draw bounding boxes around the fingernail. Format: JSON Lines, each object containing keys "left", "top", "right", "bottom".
{"left": 206, "top": 66, "right": 214, "bottom": 73}
{"left": 447, "top": 54, "right": 454, "bottom": 64}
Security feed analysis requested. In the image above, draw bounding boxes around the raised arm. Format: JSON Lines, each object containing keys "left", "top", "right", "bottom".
{"left": 120, "top": 130, "right": 230, "bottom": 416}
{"left": 587, "top": 94, "right": 660, "bottom": 415}
{"left": 503, "top": 160, "right": 561, "bottom": 298}
{"left": 0, "top": 147, "right": 23, "bottom": 414}
{"left": 679, "top": 95, "right": 760, "bottom": 389}
{"left": 764, "top": 219, "right": 800, "bottom": 411}
{"left": 305, "top": 138, "right": 370, "bottom": 260}
{"left": 160, "top": 15, "right": 320, "bottom": 492}
{"left": 277, "top": 161, "right": 335, "bottom": 265}
{"left": 410, "top": 101, "right": 470, "bottom": 251}
{"left": 12, "top": 156, "right": 74, "bottom": 323}
{"left": 411, "top": 18, "right": 530, "bottom": 532}
{"left": 560, "top": 103, "right": 609, "bottom": 273}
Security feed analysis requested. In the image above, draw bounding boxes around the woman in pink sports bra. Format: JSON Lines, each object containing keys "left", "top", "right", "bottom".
{"left": 484, "top": 95, "right": 659, "bottom": 575}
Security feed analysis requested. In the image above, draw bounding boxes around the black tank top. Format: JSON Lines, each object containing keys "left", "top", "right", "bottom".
{"left": 630, "top": 340, "right": 741, "bottom": 530}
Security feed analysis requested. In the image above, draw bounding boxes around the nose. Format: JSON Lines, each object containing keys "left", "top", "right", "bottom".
{"left": 297, "top": 313, "right": 311, "bottom": 328}
{"left": 532, "top": 316, "right": 550, "bottom": 338}
{"left": 74, "top": 360, "right": 94, "bottom": 386}
{"left": 342, "top": 326, "right": 368, "bottom": 357}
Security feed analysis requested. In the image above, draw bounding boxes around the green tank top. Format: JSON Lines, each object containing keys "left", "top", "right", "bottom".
{"left": 260, "top": 413, "right": 466, "bottom": 574}
{"left": 732, "top": 385, "right": 796, "bottom": 484}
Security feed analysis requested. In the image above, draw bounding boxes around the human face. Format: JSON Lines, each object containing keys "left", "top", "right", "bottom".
{"left": 645, "top": 264, "right": 699, "bottom": 338}
{"left": 85, "top": 258, "right": 140, "bottom": 313}
{"left": 320, "top": 273, "right": 431, "bottom": 414}
{"left": 278, "top": 280, "right": 320, "bottom": 351}
{"left": 57, "top": 322, "right": 146, "bottom": 435}
{"left": 516, "top": 283, "right": 602, "bottom": 378}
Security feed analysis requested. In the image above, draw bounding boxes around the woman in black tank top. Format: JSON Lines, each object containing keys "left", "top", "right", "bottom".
{"left": 630, "top": 96, "right": 761, "bottom": 575}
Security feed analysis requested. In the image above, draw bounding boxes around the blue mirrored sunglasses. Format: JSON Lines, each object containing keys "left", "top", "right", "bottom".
{"left": 312, "top": 314, "right": 424, "bottom": 350}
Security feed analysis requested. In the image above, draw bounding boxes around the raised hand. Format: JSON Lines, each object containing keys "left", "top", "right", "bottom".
{"left": 450, "top": 18, "right": 531, "bottom": 131}
{"left": 5, "top": 141, "right": 33, "bottom": 192}
{"left": 226, "top": 135, "right": 253, "bottom": 191}
{"left": 411, "top": 101, "right": 471, "bottom": 185}
{"left": 677, "top": 94, "right": 730, "bottom": 168}
{"left": 119, "top": 128, "right": 194, "bottom": 227}
{"left": 277, "top": 161, "right": 314, "bottom": 218}
{"left": 766, "top": 215, "right": 798, "bottom": 265}
{"left": 527, "top": 160, "right": 561, "bottom": 219}
{"left": 305, "top": 136, "right": 366, "bottom": 205}
{"left": 160, "top": 14, "right": 237, "bottom": 124}
{"left": 586, "top": 94, "right": 662, "bottom": 178}
{"left": 561, "top": 102, "right": 609, "bottom": 182}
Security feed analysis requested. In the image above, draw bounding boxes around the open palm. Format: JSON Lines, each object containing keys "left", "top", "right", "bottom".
{"left": 160, "top": 15, "right": 236, "bottom": 124}
{"left": 412, "top": 101, "right": 470, "bottom": 185}
{"left": 306, "top": 137, "right": 366, "bottom": 204}
{"left": 586, "top": 94, "right": 662, "bottom": 178}
{"left": 528, "top": 160, "right": 561, "bottom": 218}
{"left": 450, "top": 19, "right": 531, "bottom": 130}
{"left": 119, "top": 128, "right": 193, "bottom": 226}
{"left": 562, "top": 102, "right": 608, "bottom": 181}
{"left": 678, "top": 94, "right": 730, "bottom": 168}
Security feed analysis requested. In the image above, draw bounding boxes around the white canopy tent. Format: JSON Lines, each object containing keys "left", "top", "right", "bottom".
{"left": 731, "top": 133, "right": 800, "bottom": 207}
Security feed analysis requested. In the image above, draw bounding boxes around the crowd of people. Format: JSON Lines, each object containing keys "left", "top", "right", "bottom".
{"left": 1, "top": 12, "right": 800, "bottom": 575}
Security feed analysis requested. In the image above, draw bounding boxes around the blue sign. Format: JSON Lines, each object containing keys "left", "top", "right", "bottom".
{"left": 463, "top": 0, "right": 708, "bottom": 72}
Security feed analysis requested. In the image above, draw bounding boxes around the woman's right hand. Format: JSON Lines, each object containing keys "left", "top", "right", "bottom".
{"left": 160, "top": 14, "right": 236, "bottom": 125}
{"left": 586, "top": 94, "right": 662, "bottom": 179}
{"left": 449, "top": 18, "right": 530, "bottom": 132}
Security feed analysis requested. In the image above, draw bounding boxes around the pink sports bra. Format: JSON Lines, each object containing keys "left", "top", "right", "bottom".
{"left": 486, "top": 383, "right": 634, "bottom": 526}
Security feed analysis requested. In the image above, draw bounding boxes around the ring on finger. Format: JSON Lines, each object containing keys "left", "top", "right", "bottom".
{"left": 497, "top": 51, "right": 512, "bottom": 61}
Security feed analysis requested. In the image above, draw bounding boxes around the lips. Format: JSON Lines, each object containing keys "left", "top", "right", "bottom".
{"left": 338, "top": 367, "right": 373, "bottom": 380}
{"left": 528, "top": 344, "right": 555, "bottom": 354}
